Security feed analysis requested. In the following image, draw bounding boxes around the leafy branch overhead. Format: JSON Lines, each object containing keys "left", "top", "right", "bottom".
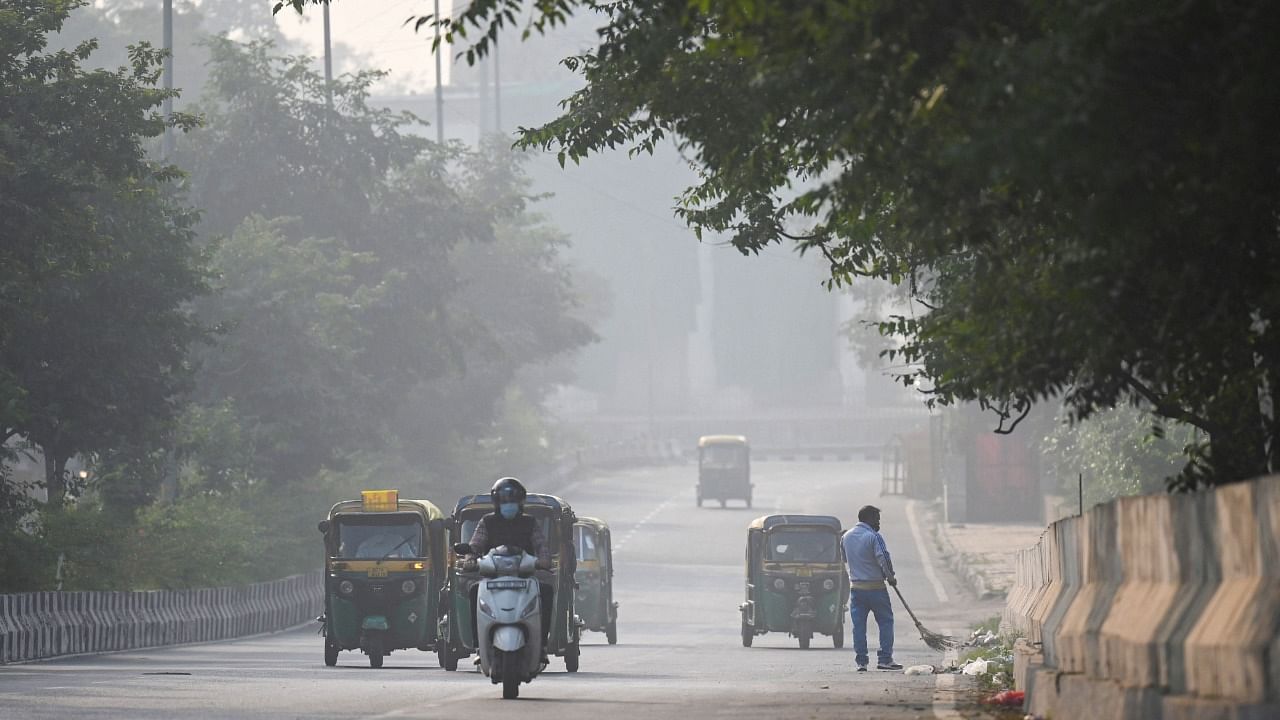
{"left": 282, "top": 0, "right": 1280, "bottom": 488}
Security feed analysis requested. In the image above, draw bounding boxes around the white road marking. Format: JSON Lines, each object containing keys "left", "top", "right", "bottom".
{"left": 613, "top": 491, "right": 682, "bottom": 555}
{"left": 905, "top": 499, "right": 948, "bottom": 603}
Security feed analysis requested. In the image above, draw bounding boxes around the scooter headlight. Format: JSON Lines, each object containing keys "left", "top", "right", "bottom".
{"left": 772, "top": 578, "right": 786, "bottom": 591}
{"left": 823, "top": 578, "right": 835, "bottom": 591}
{"left": 401, "top": 580, "right": 416, "bottom": 595}
{"left": 478, "top": 598, "right": 493, "bottom": 617}
{"left": 521, "top": 597, "right": 541, "bottom": 619}
{"left": 338, "top": 580, "right": 355, "bottom": 596}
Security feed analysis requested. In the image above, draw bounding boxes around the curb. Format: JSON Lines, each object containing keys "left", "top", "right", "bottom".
{"left": 922, "top": 503, "right": 1000, "bottom": 600}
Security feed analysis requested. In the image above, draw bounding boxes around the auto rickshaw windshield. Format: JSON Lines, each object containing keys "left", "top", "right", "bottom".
{"left": 335, "top": 515, "right": 424, "bottom": 559}
{"left": 575, "top": 527, "right": 598, "bottom": 561}
{"left": 766, "top": 529, "right": 840, "bottom": 562}
{"left": 460, "top": 510, "right": 555, "bottom": 551}
{"left": 701, "top": 443, "right": 746, "bottom": 469}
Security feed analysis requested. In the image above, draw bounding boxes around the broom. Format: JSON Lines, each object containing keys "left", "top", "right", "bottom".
{"left": 890, "top": 584, "right": 959, "bottom": 651}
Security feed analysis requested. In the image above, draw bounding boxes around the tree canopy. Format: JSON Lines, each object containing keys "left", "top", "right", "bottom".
{"left": 282, "top": 0, "right": 1280, "bottom": 488}
{"left": 1, "top": 0, "right": 206, "bottom": 505}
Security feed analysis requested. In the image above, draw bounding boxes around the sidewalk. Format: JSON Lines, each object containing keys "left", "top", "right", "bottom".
{"left": 924, "top": 504, "right": 1046, "bottom": 599}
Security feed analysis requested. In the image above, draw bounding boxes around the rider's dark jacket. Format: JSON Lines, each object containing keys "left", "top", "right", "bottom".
{"left": 467, "top": 513, "right": 552, "bottom": 567}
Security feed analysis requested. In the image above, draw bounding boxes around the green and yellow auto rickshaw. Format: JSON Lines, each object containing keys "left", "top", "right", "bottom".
{"left": 697, "top": 435, "right": 752, "bottom": 508}
{"left": 317, "top": 490, "right": 447, "bottom": 668}
{"left": 573, "top": 517, "right": 618, "bottom": 644}
{"left": 739, "top": 514, "right": 848, "bottom": 649}
{"left": 436, "top": 493, "right": 582, "bottom": 672}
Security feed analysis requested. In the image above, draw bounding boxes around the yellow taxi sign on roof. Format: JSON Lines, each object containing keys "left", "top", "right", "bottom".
{"left": 361, "top": 489, "right": 399, "bottom": 512}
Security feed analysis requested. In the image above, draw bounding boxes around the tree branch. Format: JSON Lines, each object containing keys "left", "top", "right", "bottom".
{"left": 1123, "top": 374, "right": 1217, "bottom": 435}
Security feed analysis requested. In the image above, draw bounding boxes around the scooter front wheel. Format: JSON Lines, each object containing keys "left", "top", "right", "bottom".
{"left": 501, "top": 651, "right": 521, "bottom": 699}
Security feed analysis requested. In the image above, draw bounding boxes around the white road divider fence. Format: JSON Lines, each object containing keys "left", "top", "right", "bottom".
{"left": 0, "top": 570, "right": 322, "bottom": 664}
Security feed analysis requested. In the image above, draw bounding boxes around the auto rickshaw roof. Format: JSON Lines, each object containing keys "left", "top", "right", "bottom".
{"left": 452, "top": 492, "right": 574, "bottom": 517}
{"left": 575, "top": 516, "right": 610, "bottom": 532}
{"left": 749, "top": 514, "right": 842, "bottom": 533}
{"left": 698, "top": 434, "right": 748, "bottom": 447}
{"left": 327, "top": 498, "right": 445, "bottom": 521}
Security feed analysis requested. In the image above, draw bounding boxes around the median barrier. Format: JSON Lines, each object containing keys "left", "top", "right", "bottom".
{"left": 1005, "top": 474, "right": 1280, "bottom": 718}
{"left": 0, "top": 570, "right": 322, "bottom": 664}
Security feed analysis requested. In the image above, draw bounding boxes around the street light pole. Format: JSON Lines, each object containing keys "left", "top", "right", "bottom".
{"left": 162, "top": 0, "right": 173, "bottom": 159}
{"left": 433, "top": 0, "right": 444, "bottom": 143}
{"left": 493, "top": 39, "right": 502, "bottom": 134}
{"left": 322, "top": 2, "right": 333, "bottom": 108}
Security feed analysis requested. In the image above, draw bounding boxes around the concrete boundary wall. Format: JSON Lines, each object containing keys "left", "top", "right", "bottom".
{"left": 1003, "top": 475, "right": 1280, "bottom": 718}
{"left": 0, "top": 571, "right": 321, "bottom": 664}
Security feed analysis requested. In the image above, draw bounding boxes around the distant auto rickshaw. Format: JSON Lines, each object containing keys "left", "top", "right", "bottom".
{"left": 739, "top": 514, "right": 848, "bottom": 649}
{"left": 573, "top": 517, "right": 618, "bottom": 644}
{"left": 697, "top": 435, "right": 752, "bottom": 508}
{"left": 317, "top": 489, "right": 447, "bottom": 668}
{"left": 437, "top": 492, "right": 582, "bottom": 672}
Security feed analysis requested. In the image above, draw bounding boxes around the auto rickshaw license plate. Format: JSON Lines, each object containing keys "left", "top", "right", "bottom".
{"left": 794, "top": 568, "right": 812, "bottom": 577}
{"left": 368, "top": 567, "right": 389, "bottom": 578}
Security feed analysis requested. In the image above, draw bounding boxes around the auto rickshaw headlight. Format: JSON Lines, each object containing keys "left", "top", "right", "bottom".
{"left": 401, "top": 580, "right": 416, "bottom": 595}
{"left": 772, "top": 578, "right": 786, "bottom": 591}
{"left": 823, "top": 578, "right": 835, "bottom": 591}
{"left": 338, "top": 580, "right": 355, "bottom": 596}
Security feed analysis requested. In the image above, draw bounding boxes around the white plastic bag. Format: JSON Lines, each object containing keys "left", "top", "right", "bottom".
{"left": 961, "top": 658, "right": 990, "bottom": 676}
{"left": 904, "top": 664, "right": 935, "bottom": 675}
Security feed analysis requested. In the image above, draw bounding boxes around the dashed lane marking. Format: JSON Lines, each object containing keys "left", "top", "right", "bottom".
{"left": 613, "top": 491, "right": 683, "bottom": 555}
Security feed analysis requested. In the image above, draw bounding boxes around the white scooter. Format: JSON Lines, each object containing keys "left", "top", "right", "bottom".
{"left": 454, "top": 543, "right": 544, "bottom": 699}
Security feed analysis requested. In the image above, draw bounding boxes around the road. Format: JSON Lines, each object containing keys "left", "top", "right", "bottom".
{"left": 0, "top": 460, "right": 1004, "bottom": 719}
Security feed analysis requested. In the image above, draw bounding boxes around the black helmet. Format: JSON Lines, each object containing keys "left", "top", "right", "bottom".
{"left": 490, "top": 477, "right": 528, "bottom": 515}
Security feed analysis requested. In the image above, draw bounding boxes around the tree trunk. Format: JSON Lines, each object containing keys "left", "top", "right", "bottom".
{"left": 44, "top": 452, "right": 67, "bottom": 507}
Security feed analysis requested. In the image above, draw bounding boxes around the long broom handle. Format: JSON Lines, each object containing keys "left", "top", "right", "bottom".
{"left": 890, "top": 584, "right": 925, "bottom": 628}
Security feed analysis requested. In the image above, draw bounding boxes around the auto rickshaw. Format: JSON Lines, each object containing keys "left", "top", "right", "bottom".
{"left": 317, "top": 489, "right": 447, "bottom": 668}
{"left": 573, "top": 517, "right": 618, "bottom": 644}
{"left": 437, "top": 492, "right": 582, "bottom": 672}
{"left": 697, "top": 434, "right": 752, "bottom": 508}
{"left": 739, "top": 514, "right": 848, "bottom": 649}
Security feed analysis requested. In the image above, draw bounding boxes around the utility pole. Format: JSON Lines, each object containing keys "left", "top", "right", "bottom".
{"left": 493, "top": 39, "right": 502, "bottom": 134}
{"left": 161, "top": 0, "right": 173, "bottom": 159}
{"left": 433, "top": 0, "right": 444, "bottom": 143}
{"left": 478, "top": 53, "right": 489, "bottom": 141}
{"left": 322, "top": 2, "right": 333, "bottom": 108}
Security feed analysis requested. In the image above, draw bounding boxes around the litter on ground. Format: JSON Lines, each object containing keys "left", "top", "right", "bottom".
{"left": 903, "top": 665, "right": 935, "bottom": 675}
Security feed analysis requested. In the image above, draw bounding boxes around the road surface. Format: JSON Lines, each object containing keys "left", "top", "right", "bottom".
{"left": 0, "top": 460, "right": 1004, "bottom": 718}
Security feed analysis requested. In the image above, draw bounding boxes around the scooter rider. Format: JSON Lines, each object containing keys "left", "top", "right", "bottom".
{"left": 466, "top": 477, "right": 554, "bottom": 661}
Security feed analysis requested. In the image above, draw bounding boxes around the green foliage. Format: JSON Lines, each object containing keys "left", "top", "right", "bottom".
{"left": 281, "top": 0, "right": 1280, "bottom": 488}
{"left": 1041, "top": 404, "right": 1200, "bottom": 507}
{"left": 1, "top": 0, "right": 207, "bottom": 504}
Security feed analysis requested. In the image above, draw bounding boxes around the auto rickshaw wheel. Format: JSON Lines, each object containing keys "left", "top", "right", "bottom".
{"left": 833, "top": 621, "right": 845, "bottom": 648}
{"left": 324, "top": 639, "right": 339, "bottom": 667}
{"left": 740, "top": 619, "right": 753, "bottom": 648}
{"left": 564, "top": 642, "right": 580, "bottom": 673}
{"left": 798, "top": 633, "right": 811, "bottom": 650}
{"left": 438, "top": 640, "right": 458, "bottom": 671}
{"left": 696, "top": 494, "right": 702, "bottom": 507}
{"left": 745, "top": 494, "right": 752, "bottom": 508}
{"left": 367, "top": 635, "right": 385, "bottom": 668}
{"left": 719, "top": 499, "right": 726, "bottom": 508}
{"left": 606, "top": 619, "right": 618, "bottom": 645}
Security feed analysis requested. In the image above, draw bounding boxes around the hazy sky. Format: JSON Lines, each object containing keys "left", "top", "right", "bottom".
{"left": 274, "top": 0, "right": 455, "bottom": 92}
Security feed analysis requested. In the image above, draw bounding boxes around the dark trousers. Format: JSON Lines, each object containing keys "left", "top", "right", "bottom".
{"left": 850, "top": 588, "right": 894, "bottom": 666}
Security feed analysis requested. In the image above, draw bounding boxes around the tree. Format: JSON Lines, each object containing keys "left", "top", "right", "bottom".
{"left": 282, "top": 0, "right": 1280, "bottom": 488}
{"left": 1, "top": 0, "right": 206, "bottom": 505}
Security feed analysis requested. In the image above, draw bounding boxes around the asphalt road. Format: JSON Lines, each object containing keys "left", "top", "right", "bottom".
{"left": 0, "top": 460, "right": 1004, "bottom": 719}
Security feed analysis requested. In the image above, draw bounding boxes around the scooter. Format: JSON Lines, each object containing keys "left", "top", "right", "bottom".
{"left": 454, "top": 543, "right": 544, "bottom": 699}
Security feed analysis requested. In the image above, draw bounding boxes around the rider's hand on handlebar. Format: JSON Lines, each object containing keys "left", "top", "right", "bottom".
{"left": 535, "top": 558, "right": 552, "bottom": 571}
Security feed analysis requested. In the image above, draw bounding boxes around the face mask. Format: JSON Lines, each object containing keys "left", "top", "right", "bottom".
{"left": 499, "top": 502, "right": 519, "bottom": 520}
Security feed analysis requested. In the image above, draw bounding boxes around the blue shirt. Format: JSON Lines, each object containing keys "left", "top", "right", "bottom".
{"left": 841, "top": 522, "right": 895, "bottom": 582}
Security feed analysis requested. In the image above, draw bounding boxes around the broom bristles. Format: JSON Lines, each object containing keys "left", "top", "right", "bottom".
{"left": 916, "top": 622, "right": 960, "bottom": 651}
